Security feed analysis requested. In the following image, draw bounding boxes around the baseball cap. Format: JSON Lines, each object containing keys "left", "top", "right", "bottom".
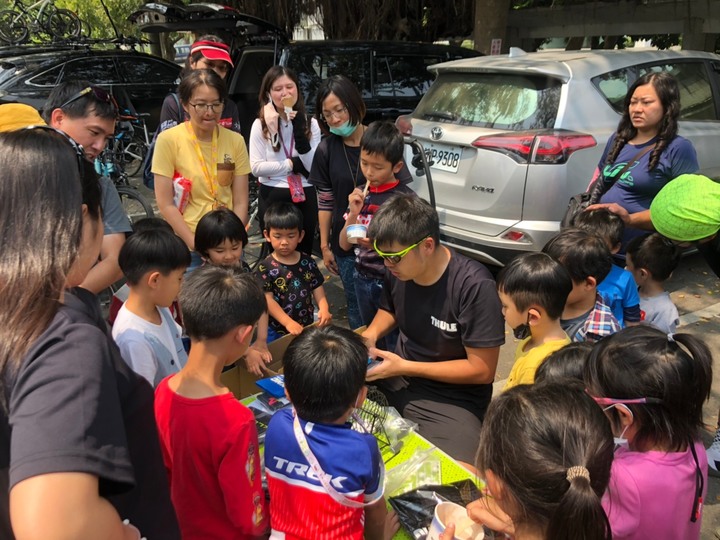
{"left": 0, "top": 103, "right": 46, "bottom": 132}
{"left": 190, "top": 40, "right": 233, "bottom": 67}
{"left": 650, "top": 174, "right": 720, "bottom": 242}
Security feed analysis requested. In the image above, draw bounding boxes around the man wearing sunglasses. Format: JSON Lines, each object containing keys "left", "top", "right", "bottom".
{"left": 362, "top": 195, "right": 505, "bottom": 464}
{"left": 42, "top": 80, "right": 133, "bottom": 294}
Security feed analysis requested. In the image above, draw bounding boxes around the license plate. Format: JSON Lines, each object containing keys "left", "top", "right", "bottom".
{"left": 423, "top": 143, "right": 462, "bottom": 173}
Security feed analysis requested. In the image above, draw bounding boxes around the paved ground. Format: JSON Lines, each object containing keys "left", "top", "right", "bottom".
{"left": 135, "top": 179, "right": 720, "bottom": 537}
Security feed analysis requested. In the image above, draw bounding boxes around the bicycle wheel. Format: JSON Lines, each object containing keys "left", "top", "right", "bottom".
{"left": 116, "top": 185, "right": 154, "bottom": 224}
{"left": 122, "top": 136, "right": 148, "bottom": 177}
{"left": 0, "top": 10, "right": 28, "bottom": 44}
{"left": 47, "top": 8, "right": 80, "bottom": 40}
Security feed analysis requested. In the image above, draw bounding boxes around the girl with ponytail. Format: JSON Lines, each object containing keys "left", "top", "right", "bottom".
{"left": 442, "top": 383, "right": 614, "bottom": 540}
{"left": 586, "top": 325, "right": 712, "bottom": 540}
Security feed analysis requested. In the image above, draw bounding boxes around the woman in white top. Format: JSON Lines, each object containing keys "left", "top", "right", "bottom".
{"left": 249, "top": 66, "right": 321, "bottom": 255}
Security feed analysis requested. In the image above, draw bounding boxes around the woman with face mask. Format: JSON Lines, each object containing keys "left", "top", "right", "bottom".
{"left": 249, "top": 66, "right": 321, "bottom": 256}
{"left": 308, "top": 76, "right": 413, "bottom": 329}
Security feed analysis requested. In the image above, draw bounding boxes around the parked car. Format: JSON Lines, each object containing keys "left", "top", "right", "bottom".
{"left": 396, "top": 49, "right": 720, "bottom": 267}
{"left": 128, "top": 3, "right": 481, "bottom": 142}
{"left": 0, "top": 45, "right": 181, "bottom": 130}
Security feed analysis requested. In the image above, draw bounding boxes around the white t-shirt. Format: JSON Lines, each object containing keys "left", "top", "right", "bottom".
{"left": 112, "top": 304, "right": 185, "bottom": 386}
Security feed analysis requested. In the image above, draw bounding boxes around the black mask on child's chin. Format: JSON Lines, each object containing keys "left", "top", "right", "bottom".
{"left": 512, "top": 313, "right": 532, "bottom": 340}
{"left": 512, "top": 323, "right": 531, "bottom": 340}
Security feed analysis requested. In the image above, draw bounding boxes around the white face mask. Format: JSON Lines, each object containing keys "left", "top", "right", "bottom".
{"left": 603, "top": 404, "right": 632, "bottom": 448}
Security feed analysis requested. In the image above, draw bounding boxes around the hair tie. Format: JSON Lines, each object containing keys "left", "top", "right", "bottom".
{"left": 667, "top": 332, "right": 676, "bottom": 343}
{"left": 566, "top": 466, "right": 590, "bottom": 482}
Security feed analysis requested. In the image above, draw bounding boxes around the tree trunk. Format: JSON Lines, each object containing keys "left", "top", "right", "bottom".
{"left": 474, "top": 0, "right": 511, "bottom": 54}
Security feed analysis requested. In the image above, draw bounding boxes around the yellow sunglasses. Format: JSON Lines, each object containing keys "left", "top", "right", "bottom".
{"left": 373, "top": 236, "right": 428, "bottom": 264}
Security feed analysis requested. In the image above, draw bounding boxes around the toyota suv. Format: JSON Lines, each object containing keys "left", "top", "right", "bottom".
{"left": 397, "top": 49, "right": 720, "bottom": 267}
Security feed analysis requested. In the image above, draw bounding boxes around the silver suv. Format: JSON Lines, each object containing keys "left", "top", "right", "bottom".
{"left": 397, "top": 49, "right": 720, "bottom": 266}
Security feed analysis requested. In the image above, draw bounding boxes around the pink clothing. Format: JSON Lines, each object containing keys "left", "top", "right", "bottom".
{"left": 602, "top": 440, "right": 707, "bottom": 540}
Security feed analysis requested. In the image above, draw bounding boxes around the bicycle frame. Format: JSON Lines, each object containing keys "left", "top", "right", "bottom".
{"left": 12, "top": 0, "right": 55, "bottom": 23}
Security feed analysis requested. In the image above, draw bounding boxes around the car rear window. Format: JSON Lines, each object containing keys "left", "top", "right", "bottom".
{"left": 414, "top": 72, "right": 561, "bottom": 129}
{"left": 591, "top": 61, "right": 718, "bottom": 121}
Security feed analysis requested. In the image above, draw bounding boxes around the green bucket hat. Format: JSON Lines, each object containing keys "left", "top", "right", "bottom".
{"left": 650, "top": 174, "right": 720, "bottom": 242}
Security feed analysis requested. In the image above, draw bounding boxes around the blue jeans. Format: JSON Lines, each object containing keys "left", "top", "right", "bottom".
{"left": 336, "top": 253, "right": 363, "bottom": 330}
{"left": 185, "top": 251, "right": 203, "bottom": 276}
{"left": 354, "top": 271, "right": 398, "bottom": 352}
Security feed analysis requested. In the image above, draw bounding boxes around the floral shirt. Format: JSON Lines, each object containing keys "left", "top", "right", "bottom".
{"left": 256, "top": 253, "right": 324, "bottom": 335}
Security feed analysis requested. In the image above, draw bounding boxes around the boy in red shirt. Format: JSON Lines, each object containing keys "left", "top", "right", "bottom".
{"left": 154, "top": 265, "right": 268, "bottom": 539}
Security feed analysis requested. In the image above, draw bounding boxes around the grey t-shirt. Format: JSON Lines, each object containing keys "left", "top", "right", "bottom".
{"left": 100, "top": 175, "right": 133, "bottom": 235}
{"left": 640, "top": 292, "right": 679, "bottom": 334}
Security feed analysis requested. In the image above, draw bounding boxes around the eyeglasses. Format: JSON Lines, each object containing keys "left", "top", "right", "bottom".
{"left": 373, "top": 236, "right": 429, "bottom": 264}
{"left": 188, "top": 102, "right": 224, "bottom": 114}
{"left": 321, "top": 106, "right": 348, "bottom": 122}
{"left": 24, "top": 125, "right": 87, "bottom": 178}
{"left": 59, "top": 86, "right": 118, "bottom": 117}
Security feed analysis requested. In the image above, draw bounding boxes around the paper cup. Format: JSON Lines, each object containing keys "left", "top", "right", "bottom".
{"left": 346, "top": 224, "right": 367, "bottom": 244}
{"left": 427, "top": 502, "right": 484, "bottom": 540}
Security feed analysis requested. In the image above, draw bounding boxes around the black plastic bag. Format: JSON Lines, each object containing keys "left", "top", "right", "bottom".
{"left": 388, "top": 479, "right": 480, "bottom": 539}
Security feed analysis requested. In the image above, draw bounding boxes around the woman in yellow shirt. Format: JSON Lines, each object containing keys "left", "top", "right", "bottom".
{"left": 153, "top": 69, "right": 250, "bottom": 270}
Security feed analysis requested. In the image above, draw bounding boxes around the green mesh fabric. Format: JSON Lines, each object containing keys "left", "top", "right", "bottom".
{"left": 650, "top": 174, "right": 720, "bottom": 242}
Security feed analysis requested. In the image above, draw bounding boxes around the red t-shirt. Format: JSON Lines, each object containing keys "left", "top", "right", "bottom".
{"left": 154, "top": 377, "right": 268, "bottom": 539}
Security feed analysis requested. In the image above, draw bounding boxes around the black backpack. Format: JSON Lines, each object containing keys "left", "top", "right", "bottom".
{"left": 142, "top": 93, "right": 183, "bottom": 189}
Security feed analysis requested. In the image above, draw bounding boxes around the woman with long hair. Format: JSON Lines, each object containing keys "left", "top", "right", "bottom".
{"left": 249, "top": 66, "right": 321, "bottom": 256}
{"left": 153, "top": 69, "right": 250, "bottom": 270}
{"left": 0, "top": 128, "right": 179, "bottom": 539}
{"left": 590, "top": 71, "right": 699, "bottom": 252}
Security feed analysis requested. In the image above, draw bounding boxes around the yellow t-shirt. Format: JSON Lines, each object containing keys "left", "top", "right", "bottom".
{"left": 152, "top": 123, "right": 251, "bottom": 232}
{"left": 503, "top": 335, "right": 571, "bottom": 391}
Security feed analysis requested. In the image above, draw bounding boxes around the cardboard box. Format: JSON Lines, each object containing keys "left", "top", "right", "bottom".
{"left": 221, "top": 325, "right": 366, "bottom": 400}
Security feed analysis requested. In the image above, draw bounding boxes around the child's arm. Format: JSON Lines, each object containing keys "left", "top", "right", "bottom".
{"left": 338, "top": 187, "right": 365, "bottom": 252}
{"left": 312, "top": 285, "right": 332, "bottom": 327}
{"left": 265, "top": 292, "right": 303, "bottom": 335}
{"left": 245, "top": 313, "right": 272, "bottom": 377}
{"left": 364, "top": 498, "right": 399, "bottom": 540}
{"left": 218, "top": 420, "right": 269, "bottom": 538}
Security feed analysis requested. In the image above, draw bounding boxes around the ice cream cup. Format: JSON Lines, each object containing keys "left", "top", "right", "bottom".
{"left": 427, "top": 501, "right": 484, "bottom": 540}
{"left": 281, "top": 96, "right": 294, "bottom": 116}
{"left": 346, "top": 224, "right": 367, "bottom": 244}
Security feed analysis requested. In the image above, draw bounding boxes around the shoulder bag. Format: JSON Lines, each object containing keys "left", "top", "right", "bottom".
{"left": 560, "top": 144, "right": 655, "bottom": 228}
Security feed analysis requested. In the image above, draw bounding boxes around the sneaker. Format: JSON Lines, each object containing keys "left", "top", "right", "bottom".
{"left": 707, "top": 428, "right": 720, "bottom": 478}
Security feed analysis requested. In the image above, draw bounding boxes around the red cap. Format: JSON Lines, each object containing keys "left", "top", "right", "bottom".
{"left": 190, "top": 40, "right": 233, "bottom": 67}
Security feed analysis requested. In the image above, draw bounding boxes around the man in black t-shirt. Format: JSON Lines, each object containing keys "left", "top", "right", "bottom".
{"left": 363, "top": 195, "right": 505, "bottom": 463}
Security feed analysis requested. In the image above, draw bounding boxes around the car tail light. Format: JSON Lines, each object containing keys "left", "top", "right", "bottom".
{"left": 501, "top": 230, "right": 529, "bottom": 243}
{"left": 396, "top": 115, "right": 413, "bottom": 136}
{"left": 472, "top": 131, "right": 596, "bottom": 164}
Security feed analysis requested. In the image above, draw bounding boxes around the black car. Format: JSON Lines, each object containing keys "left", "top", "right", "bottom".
{"left": 0, "top": 45, "right": 180, "bottom": 130}
{"left": 129, "top": 3, "right": 481, "bottom": 140}
{"left": 228, "top": 40, "right": 480, "bottom": 141}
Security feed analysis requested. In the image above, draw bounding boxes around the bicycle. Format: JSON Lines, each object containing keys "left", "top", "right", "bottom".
{"left": 95, "top": 122, "right": 154, "bottom": 225}
{"left": 0, "top": 0, "right": 80, "bottom": 45}
{"left": 119, "top": 113, "right": 151, "bottom": 178}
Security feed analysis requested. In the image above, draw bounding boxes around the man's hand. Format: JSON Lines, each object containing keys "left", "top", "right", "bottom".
{"left": 365, "top": 347, "right": 409, "bottom": 381}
